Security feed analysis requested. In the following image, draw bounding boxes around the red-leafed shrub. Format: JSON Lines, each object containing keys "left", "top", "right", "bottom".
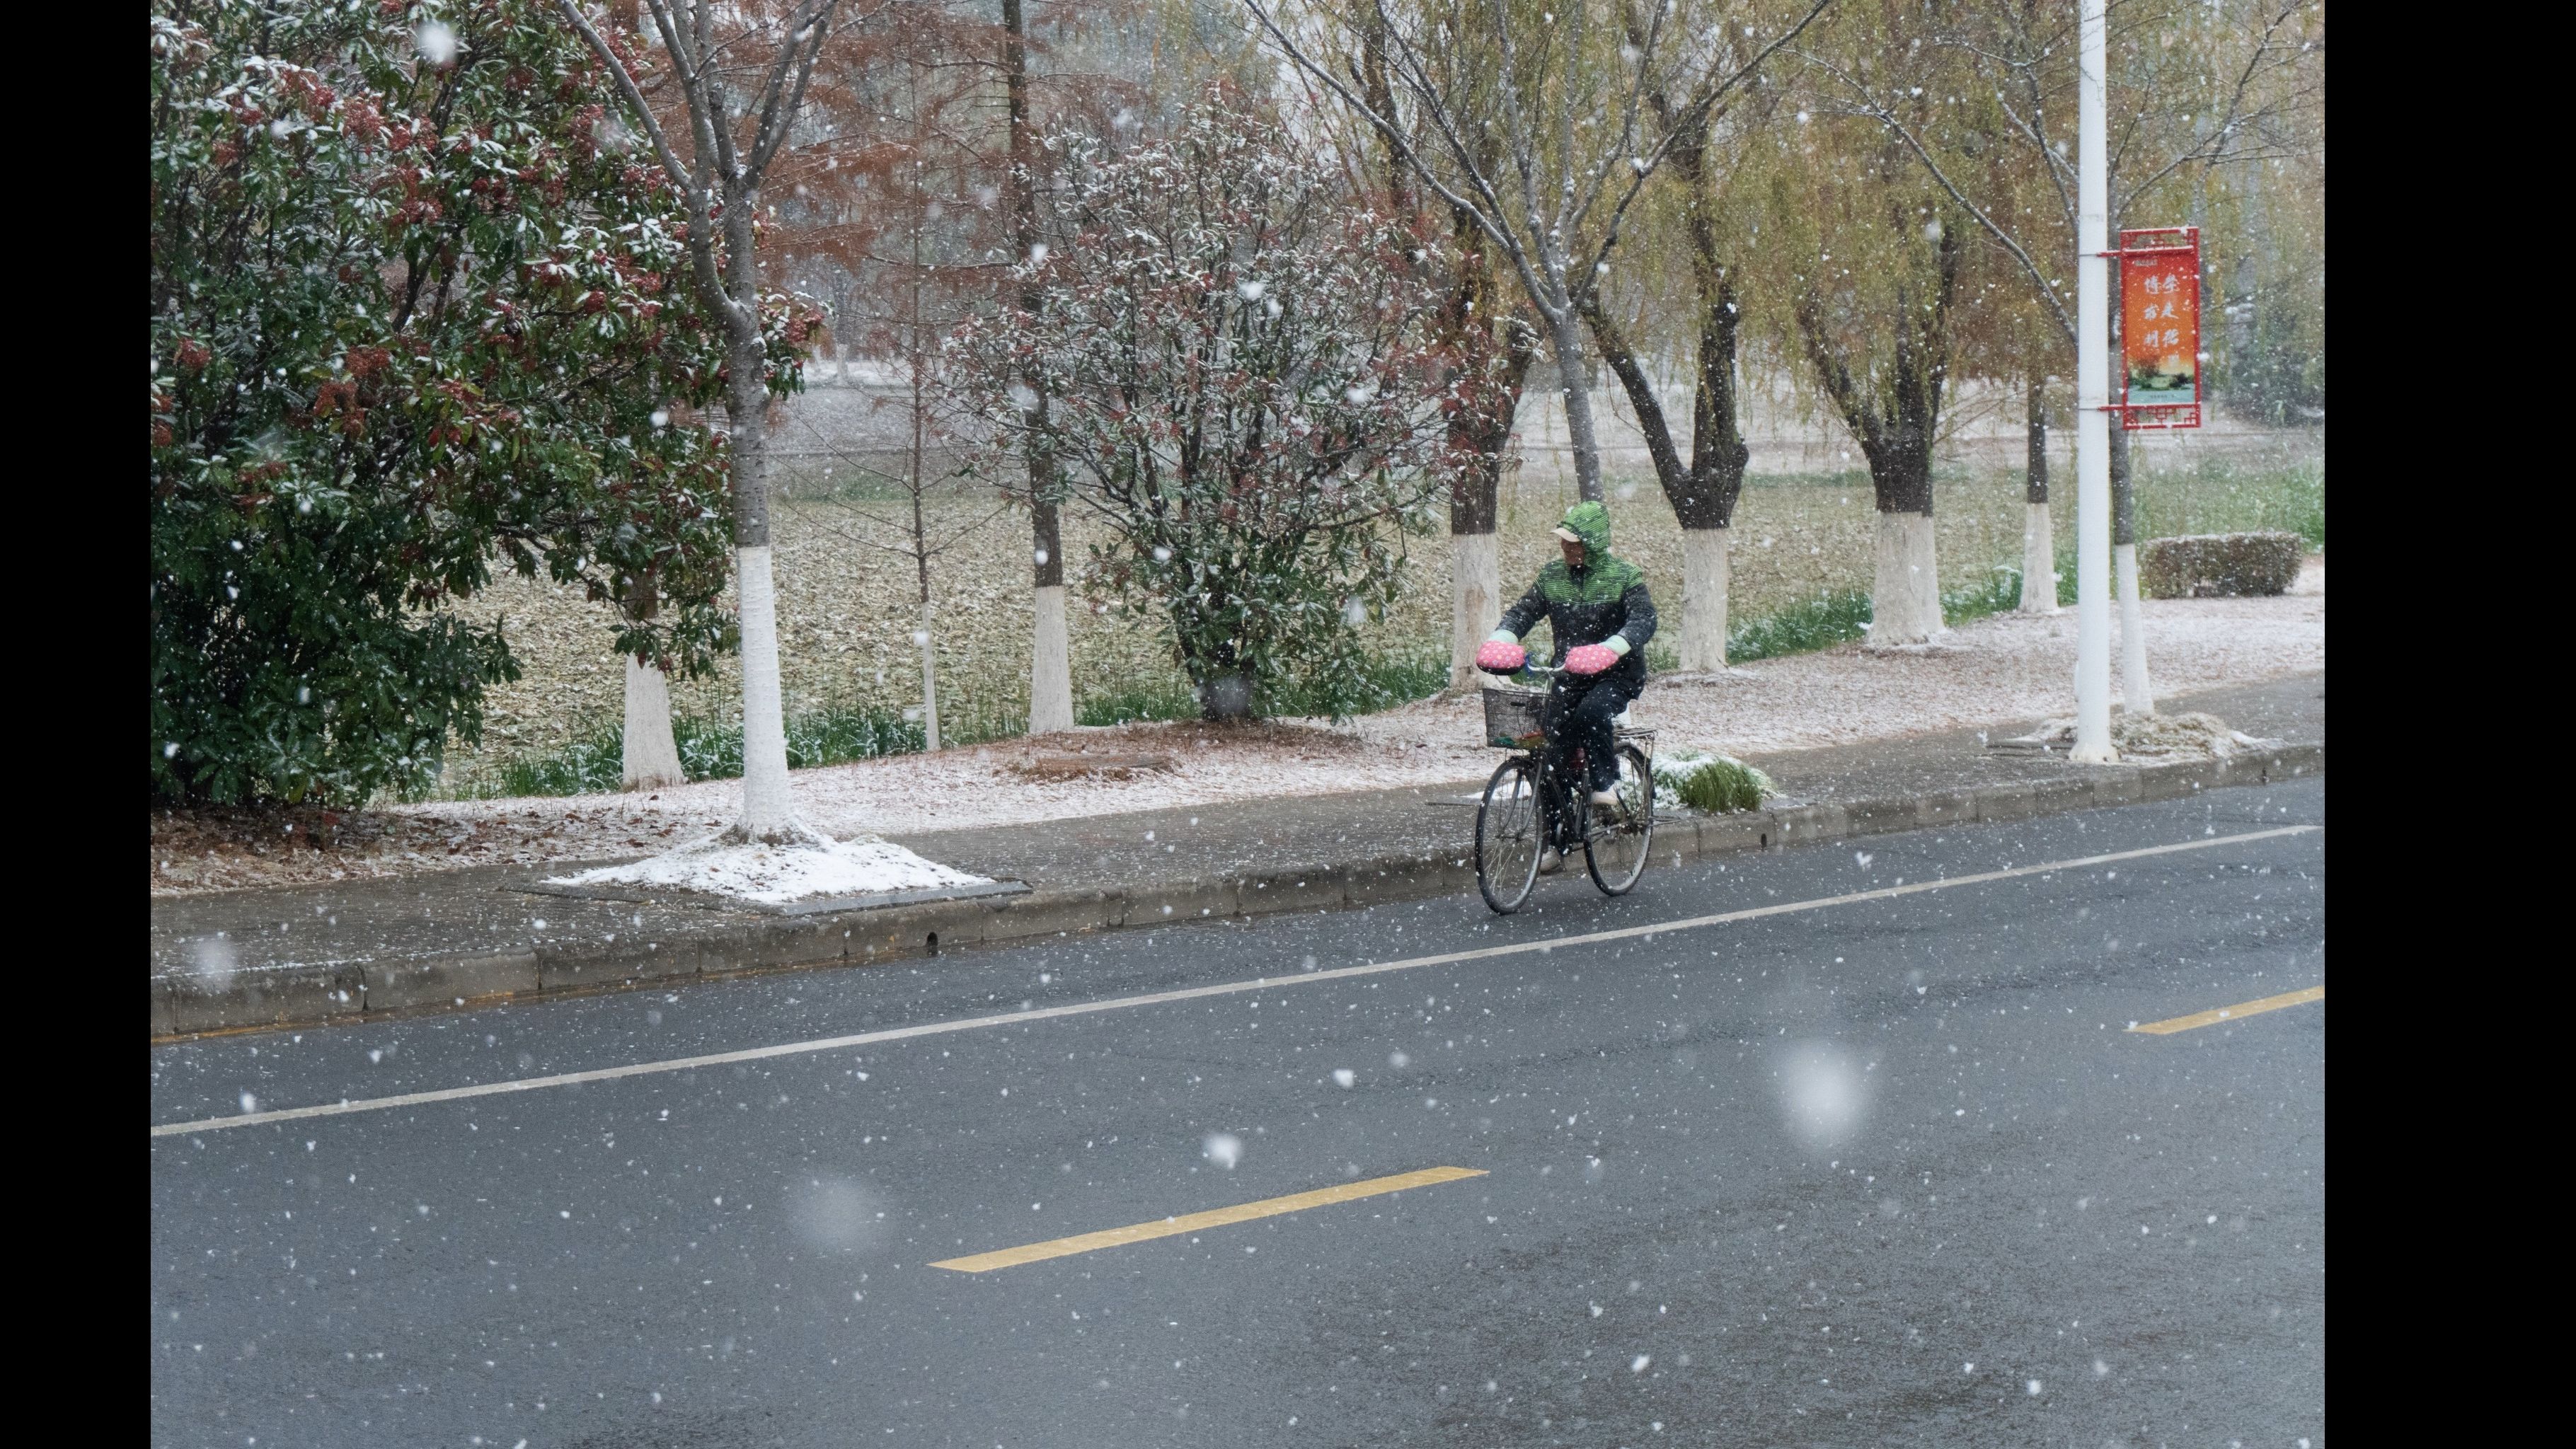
{"left": 150, "top": 1, "right": 812, "bottom": 805}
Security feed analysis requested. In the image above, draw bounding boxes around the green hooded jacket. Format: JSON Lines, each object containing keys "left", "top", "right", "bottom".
{"left": 1493, "top": 500, "right": 1657, "bottom": 687}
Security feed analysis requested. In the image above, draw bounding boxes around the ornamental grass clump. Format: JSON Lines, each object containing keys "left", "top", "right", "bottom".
{"left": 1654, "top": 751, "right": 1775, "bottom": 815}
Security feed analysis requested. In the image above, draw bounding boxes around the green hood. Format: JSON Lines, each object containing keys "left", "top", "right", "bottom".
{"left": 1560, "top": 500, "right": 1613, "bottom": 559}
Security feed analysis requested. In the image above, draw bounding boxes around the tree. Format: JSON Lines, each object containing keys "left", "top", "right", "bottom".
{"left": 948, "top": 93, "right": 1468, "bottom": 720}
{"left": 562, "top": 0, "right": 846, "bottom": 842}
{"left": 1576, "top": 1, "right": 1801, "bottom": 671}
{"left": 762, "top": 0, "right": 1143, "bottom": 738}
{"left": 1757, "top": 37, "right": 1973, "bottom": 648}
{"left": 1336, "top": 8, "right": 1538, "bottom": 690}
{"left": 1247, "top": 0, "right": 1830, "bottom": 505}
{"left": 151, "top": 0, "right": 739, "bottom": 807}
{"left": 784, "top": 29, "right": 1008, "bottom": 751}
{"left": 1812, "top": 0, "right": 2323, "bottom": 695}
{"left": 1001, "top": 0, "right": 1079, "bottom": 734}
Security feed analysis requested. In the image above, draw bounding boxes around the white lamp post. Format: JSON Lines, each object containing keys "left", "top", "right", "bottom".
{"left": 2071, "top": 0, "right": 2116, "bottom": 764}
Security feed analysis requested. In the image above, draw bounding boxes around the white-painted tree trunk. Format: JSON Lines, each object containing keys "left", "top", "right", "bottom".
{"left": 1678, "top": 526, "right": 1730, "bottom": 671}
{"left": 1868, "top": 512, "right": 1941, "bottom": 647}
{"left": 2115, "top": 541, "right": 2156, "bottom": 715}
{"left": 1028, "top": 584, "right": 1074, "bottom": 734}
{"left": 732, "top": 544, "right": 802, "bottom": 841}
{"left": 918, "top": 599, "right": 942, "bottom": 753}
{"left": 621, "top": 656, "right": 685, "bottom": 791}
{"left": 2020, "top": 502, "right": 2058, "bottom": 613}
{"left": 1448, "top": 531, "right": 1500, "bottom": 688}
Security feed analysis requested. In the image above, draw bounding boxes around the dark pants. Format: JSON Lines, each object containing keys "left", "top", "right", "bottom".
{"left": 1541, "top": 672, "right": 1638, "bottom": 795}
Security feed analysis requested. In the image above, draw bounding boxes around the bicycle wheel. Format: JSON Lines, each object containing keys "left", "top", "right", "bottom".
{"left": 1475, "top": 756, "right": 1543, "bottom": 913}
{"left": 1584, "top": 743, "right": 1656, "bottom": 896}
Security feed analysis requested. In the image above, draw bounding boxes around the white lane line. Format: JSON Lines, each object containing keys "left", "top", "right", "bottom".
{"left": 151, "top": 824, "right": 2316, "bottom": 1138}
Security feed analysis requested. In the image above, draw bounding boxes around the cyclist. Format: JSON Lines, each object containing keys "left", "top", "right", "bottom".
{"left": 1475, "top": 500, "right": 1658, "bottom": 873}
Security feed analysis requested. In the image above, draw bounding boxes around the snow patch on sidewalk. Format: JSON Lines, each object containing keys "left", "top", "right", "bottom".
{"left": 547, "top": 834, "right": 991, "bottom": 906}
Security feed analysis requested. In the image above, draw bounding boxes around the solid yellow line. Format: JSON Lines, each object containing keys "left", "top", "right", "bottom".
{"left": 2129, "top": 984, "right": 2323, "bottom": 1035}
{"left": 931, "top": 1166, "right": 1488, "bottom": 1274}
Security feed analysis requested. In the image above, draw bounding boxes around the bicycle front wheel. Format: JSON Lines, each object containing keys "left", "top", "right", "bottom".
{"left": 1584, "top": 743, "right": 1656, "bottom": 896}
{"left": 1476, "top": 756, "right": 1543, "bottom": 913}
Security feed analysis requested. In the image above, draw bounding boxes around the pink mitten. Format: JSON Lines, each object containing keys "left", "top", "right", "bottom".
{"left": 1476, "top": 640, "right": 1528, "bottom": 674}
{"left": 1564, "top": 643, "right": 1619, "bottom": 676}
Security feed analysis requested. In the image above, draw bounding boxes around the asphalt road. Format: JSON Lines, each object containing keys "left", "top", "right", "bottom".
{"left": 151, "top": 778, "right": 2326, "bottom": 1448}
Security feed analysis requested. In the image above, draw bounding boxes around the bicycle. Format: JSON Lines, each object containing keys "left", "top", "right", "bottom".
{"left": 1473, "top": 663, "right": 1656, "bottom": 913}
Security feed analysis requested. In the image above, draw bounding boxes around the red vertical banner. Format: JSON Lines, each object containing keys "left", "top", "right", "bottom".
{"left": 2117, "top": 228, "right": 2201, "bottom": 427}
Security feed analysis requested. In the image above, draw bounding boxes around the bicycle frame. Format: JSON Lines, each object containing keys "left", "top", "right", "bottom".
{"left": 1497, "top": 664, "right": 1606, "bottom": 851}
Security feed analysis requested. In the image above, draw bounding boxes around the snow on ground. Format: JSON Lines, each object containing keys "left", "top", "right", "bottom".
{"left": 150, "top": 558, "right": 2320, "bottom": 895}
{"left": 546, "top": 834, "right": 991, "bottom": 905}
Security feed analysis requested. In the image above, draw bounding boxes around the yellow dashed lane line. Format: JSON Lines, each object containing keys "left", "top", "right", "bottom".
{"left": 2129, "top": 985, "right": 2323, "bottom": 1035}
{"left": 931, "top": 1166, "right": 1488, "bottom": 1273}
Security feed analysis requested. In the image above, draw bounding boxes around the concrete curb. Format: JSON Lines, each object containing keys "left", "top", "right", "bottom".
{"left": 149, "top": 744, "right": 2322, "bottom": 1039}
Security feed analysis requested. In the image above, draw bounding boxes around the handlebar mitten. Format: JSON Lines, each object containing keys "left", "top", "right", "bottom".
{"left": 1564, "top": 643, "right": 1619, "bottom": 676}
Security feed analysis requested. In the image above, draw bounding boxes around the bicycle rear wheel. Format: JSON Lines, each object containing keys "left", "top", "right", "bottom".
{"left": 1475, "top": 756, "right": 1543, "bottom": 913}
{"left": 1584, "top": 743, "right": 1655, "bottom": 896}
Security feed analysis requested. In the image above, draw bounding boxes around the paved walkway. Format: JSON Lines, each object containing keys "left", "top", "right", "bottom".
{"left": 150, "top": 675, "right": 2322, "bottom": 1003}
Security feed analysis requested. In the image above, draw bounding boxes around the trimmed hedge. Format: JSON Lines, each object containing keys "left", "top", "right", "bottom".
{"left": 2138, "top": 531, "right": 2306, "bottom": 599}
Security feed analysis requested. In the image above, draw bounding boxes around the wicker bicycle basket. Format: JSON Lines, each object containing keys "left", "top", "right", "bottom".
{"left": 1481, "top": 685, "right": 1548, "bottom": 749}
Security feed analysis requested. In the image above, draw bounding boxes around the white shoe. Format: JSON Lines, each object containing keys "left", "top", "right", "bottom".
{"left": 1537, "top": 848, "right": 1564, "bottom": 875}
{"left": 1590, "top": 788, "right": 1621, "bottom": 809}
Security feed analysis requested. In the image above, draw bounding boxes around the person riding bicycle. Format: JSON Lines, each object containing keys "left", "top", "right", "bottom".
{"left": 1476, "top": 500, "right": 1657, "bottom": 872}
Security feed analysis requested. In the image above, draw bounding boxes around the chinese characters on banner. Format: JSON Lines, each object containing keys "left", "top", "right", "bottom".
{"left": 2117, "top": 229, "right": 2200, "bottom": 422}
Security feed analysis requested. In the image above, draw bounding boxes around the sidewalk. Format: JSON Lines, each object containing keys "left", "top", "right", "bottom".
{"left": 150, "top": 674, "right": 2321, "bottom": 1039}
{"left": 154, "top": 561, "right": 2322, "bottom": 896}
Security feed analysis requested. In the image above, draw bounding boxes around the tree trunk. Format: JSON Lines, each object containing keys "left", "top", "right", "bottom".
{"left": 1544, "top": 308, "right": 1604, "bottom": 503}
{"left": 723, "top": 357, "right": 802, "bottom": 843}
{"left": 1004, "top": 0, "right": 1074, "bottom": 739}
{"left": 2020, "top": 376, "right": 2057, "bottom": 613}
{"left": 2114, "top": 540, "right": 2153, "bottom": 714}
{"left": 1025, "top": 495, "right": 1072, "bottom": 732}
{"left": 2021, "top": 501, "right": 2056, "bottom": 614}
{"left": 1197, "top": 670, "right": 1253, "bottom": 722}
{"left": 917, "top": 599, "right": 942, "bottom": 751}
{"left": 620, "top": 577, "right": 684, "bottom": 790}
{"left": 1860, "top": 423, "right": 1940, "bottom": 648}
{"left": 1870, "top": 509, "right": 1940, "bottom": 647}
{"left": 1449, "top": 529, "right": 1500, "bottom": 688}
{"left": 2109, "top": 422, "right": 2154, "bottom": 713}
{"left": 621, "top": 655, "right": 684, "bottom": 791}
{"left": 1447, "top": 436, "right": 1505, "bottom": 688}
{"left": 1794, "top": 226, "right": 1959, "bottom": 652}
{"left": 1029, "top": 575, "right": 1072, "bottom": 735}
{"left": 1678, "top": 527, "right": 1730, "bottom": 671}
{"left": 1437, "top": 197, "right": 1529, "bottom": 690}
